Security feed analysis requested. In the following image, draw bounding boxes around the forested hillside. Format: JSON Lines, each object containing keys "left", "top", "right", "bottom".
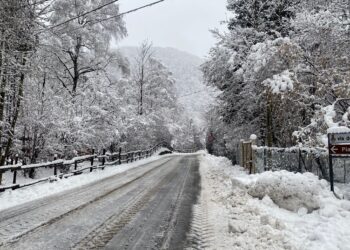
{"left": 120, "top": 46, "right": 215, "bottom": 128}
{"left": 204, "top": 0, "right": 350, "bottom": 158}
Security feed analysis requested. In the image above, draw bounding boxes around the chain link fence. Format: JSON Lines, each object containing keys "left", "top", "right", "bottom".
{"left": 252, "top": 147, "right": 350, "bottom": 183}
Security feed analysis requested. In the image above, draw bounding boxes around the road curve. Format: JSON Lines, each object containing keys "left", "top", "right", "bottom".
{"left": 0, "top": 155, "right": 200, "bottom": 250}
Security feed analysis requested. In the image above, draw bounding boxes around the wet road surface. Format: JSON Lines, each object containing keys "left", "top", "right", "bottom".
{"left": 0, "top": 155, "right": 200, "bottom": 250}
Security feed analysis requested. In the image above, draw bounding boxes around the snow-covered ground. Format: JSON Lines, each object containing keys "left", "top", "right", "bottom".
{"left": 199, "top": 154, "right": 350, "bottom": 250}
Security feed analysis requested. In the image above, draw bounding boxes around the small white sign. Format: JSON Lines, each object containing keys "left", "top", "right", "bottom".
{"left": 329, "top": 132, "right": 350, "bottom": 145}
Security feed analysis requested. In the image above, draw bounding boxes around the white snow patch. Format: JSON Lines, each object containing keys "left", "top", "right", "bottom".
{"left": 327, "top": 126, "right": 350, "bottom": 134}
{"left": 250, "top": 134, "right": 257, "bottom": 140}
{"left": 198, "top": 154, "right": 293, "bottom": 249}
{"left": 262, "top": 70, "right": 294, "bottom": 94}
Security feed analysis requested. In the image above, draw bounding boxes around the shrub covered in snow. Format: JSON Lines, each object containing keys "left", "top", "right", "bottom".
{"left": 244, "top": 171, "right": 331, "bottom": 212}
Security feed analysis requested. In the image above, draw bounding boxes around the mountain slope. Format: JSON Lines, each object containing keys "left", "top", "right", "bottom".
{"left": 119, "top": 46, "right": 215, "bottom": 128}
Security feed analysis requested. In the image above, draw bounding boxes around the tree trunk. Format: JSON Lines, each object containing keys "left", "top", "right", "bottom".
{"left": 72, "top": 37, "right": 82, "bottom": 97}
{"left": 140, "top": 79, "right": 143, "bottom": 115}
{"left": 0, "top": 40, "right": 6, "bottom": 185}
{"left": 1, "top": 56, "right": 26, "bottom": 166}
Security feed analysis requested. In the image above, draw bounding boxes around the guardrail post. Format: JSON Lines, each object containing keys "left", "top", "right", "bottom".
{"left": 90, "top": 149, "right": 94, "bottom": 172}
{"left": 12, "top": 154, "right": 18, "bottom": 184}
{"left": 74, "top": 160, "right": 78, "bottom": 170}
{"left": 54, "top": 154, "right": 58, "bottom": 176}
{"left": 119, "top": 147, "right": 122, "bottom": 165}
{"left": 102, "top": 149, "right": 106, "bottom": 169}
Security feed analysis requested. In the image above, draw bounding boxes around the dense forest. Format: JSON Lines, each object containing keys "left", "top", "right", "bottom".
{"left": 204, "top": 0, "right": 350, "bottom": 160}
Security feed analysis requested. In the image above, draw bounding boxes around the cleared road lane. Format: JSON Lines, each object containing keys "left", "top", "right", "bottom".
{"left": 0, "top": 155, "right": 200, "bottom": 250}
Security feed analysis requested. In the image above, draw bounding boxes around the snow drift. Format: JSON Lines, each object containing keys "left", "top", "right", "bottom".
{"left": 246, "top": 171, "right": 329, "bottom": 212}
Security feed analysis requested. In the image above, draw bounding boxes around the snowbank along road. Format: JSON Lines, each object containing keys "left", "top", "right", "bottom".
{"left": 0, "top": 155, "right": 201, "bottom": 250}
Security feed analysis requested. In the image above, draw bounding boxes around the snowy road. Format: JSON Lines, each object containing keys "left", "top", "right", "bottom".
{"left": 0, "top": 155, "right": 200, "bottom": 250}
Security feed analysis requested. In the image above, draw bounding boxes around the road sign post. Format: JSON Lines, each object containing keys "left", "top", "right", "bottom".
{"left": 328, "top": 132, "right": 350, "bottom": 192}
{"left": 328, "top": 134, "right": 335, "bottom": 192}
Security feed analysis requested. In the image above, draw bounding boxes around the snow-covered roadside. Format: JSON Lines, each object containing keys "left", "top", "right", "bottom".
{"left": 0, "top": 151, "right": 175, "bottom": 212}
{"left": 335, "top": 183, "right": 350, "bottom": 200}
{"left": 199, "top": 154, "right": 350, "bottom": 250}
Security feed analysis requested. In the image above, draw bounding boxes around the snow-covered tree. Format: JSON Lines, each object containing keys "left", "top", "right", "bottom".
{"left": 203, "top": 0, "right": 350, "bottom": 155}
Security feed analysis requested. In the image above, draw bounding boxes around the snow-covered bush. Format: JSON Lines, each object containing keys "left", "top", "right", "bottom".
{"left": 245, "top": 171, "right": 330, "bottom": 212}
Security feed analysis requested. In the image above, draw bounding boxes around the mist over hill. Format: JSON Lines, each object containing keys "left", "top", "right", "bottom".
{"left": 119, "top": 46, "right": 216, "bottom": 129}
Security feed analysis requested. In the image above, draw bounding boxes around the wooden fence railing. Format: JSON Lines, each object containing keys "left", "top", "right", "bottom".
{"left": 0, "top": 143, "right": 166, "bottom": 192}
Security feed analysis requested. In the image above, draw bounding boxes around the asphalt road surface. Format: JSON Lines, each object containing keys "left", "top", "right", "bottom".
{"left": 0, "top": 155, "right": 201, "bottom": 250}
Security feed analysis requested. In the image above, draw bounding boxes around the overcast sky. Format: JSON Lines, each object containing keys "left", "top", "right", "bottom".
{"left": 116, "top": 0, "right": 228, "bottom": 58}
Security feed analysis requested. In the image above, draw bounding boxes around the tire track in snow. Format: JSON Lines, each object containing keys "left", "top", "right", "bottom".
{"left": 186, "top": 187, "right": 214, "bottom": 250}
{"left": 72, "top": 160, "right": 183, "bottom": 249}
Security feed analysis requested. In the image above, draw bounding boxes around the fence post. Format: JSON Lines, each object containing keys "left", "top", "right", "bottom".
{"left": 119, "top": 147, "right": 122, "bottom": 165}
{"left": 90, "top": 149, "right": 95, "bottom": 172}
{"left": 102, "top": 149, "right": 106, "bottom": 169}
{"left": 54, "top": 154, "right": 58, "bottom": 176}
{"left": 13, "top": 154, "right": 18, "bottom": 184}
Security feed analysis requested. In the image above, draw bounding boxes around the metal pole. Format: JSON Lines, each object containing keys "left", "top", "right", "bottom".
{"left": 328, "top": 134, "right": 334, "bottom": 192}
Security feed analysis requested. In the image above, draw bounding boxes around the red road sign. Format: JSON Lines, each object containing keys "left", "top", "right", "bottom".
{"left": 329, "top": 144, "right": 350, "bottom": 155}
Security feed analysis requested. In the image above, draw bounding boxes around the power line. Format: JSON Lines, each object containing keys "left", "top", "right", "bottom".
{"left": 89, "top": 0, "right": 165, "bottom": 24}
{"left": 47, "top": 0, "right": 121, "bottom": 31}
{"left": 40, "top": 0, "right": 165, "bottom": 34}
